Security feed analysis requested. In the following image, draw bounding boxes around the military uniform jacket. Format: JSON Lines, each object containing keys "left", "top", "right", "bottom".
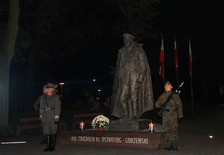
{"left": 155, "top": 91, "right": 184, "bottom": 119}
{"left": 39, "top": 93, "right": 61, "bottom": 123}
{"left": 34, "top": 95, "right": 41, "bottom": 111}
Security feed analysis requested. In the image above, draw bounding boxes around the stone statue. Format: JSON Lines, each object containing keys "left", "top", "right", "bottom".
{"left": 111, "top": 33, "right": 154, "bottom": 120}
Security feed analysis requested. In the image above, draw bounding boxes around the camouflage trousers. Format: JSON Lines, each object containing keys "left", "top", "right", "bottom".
{"left": 42, "top": 122, "right": 58, "bottom": 135}
{"left": 163, "top": 112, "right": 178, "bottom": 141}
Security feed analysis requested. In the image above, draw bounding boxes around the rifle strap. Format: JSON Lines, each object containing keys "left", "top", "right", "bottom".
{"left": 163, "top": 92, "right": 174, "bottom": 105}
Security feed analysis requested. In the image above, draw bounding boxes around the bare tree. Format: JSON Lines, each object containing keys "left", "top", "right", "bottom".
{"left": 113, "top": 0, "right": 159, "bottom": 40}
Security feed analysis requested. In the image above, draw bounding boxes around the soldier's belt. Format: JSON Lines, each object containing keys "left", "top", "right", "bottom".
{"left": 44, "top": 107, "right": 55, "bottom": 111}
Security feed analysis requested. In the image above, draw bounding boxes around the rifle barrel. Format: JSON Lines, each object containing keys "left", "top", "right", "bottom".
{"left": 179, "top": 82, "right": 184, "bottom": 88}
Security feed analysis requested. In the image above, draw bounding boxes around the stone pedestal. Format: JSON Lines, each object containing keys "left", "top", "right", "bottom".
{"left": 60, "top": 130, "right": 165, "bottom": 149}
{"left": 107, "top": 119, "right": 151, "bottom": 131}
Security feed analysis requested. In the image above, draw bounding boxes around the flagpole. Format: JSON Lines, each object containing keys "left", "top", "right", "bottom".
{"left": 162, "top": 34, "right": 165, "bottom": 86}
{"left": 189, "top": 38, "right": 194, "bottom": 118}
{"left": 174, "top": 36, "right": 179, "bottom": 87}
{"left": 190, "top": 77, "right": 194, "bottom": 118}
{"left": 160, "top": 34, "right": 165, "bottom": 86}
{"left": 176, "top": 70, "right": 179, "bottom": 88}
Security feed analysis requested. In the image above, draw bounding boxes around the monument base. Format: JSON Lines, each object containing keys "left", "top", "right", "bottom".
{"left": 107, "top": 119, "right": 164, "bottom": 132}
{"left": 107, "top": 119, "right": 150, "bottom": 131}
{"left": 60, "top": 130, "right": 165, "bottom": 149}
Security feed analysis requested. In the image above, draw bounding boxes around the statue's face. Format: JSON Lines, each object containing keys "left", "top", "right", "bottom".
{"left": 123, "top": 38, "right": 133, "bottom": 47}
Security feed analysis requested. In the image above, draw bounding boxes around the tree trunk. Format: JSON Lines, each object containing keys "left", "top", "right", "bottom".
{"left": 118, "top": 3, "right": 136, "bottom": 36}
{"left": 0, "top": 58, "right": 10, "bottom": 129}
{"left": 0, "top": 0, "right": 20, "bottom": 133}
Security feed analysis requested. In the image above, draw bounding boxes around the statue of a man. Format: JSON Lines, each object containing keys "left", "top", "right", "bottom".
{"left": 111, "top": 33, "right": 154, "bottom": 120}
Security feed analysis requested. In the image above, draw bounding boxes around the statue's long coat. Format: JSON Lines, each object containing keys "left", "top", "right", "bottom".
{"left": 111, "top": 43, "right": 154, "bottom": 118}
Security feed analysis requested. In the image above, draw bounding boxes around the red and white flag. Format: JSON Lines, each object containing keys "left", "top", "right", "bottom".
{"left": 174, "top": 39, "right": 178, "bottom": 71}
{"left": 159, "top": 38, "right": 165, "bottom": 79}
{"left": 189, "top": 40, "right": 193, "bottom": 78}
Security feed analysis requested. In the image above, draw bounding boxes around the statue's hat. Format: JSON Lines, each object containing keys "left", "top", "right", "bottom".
{"left": 123, "top": 33, "right": 135, "bottom": 40}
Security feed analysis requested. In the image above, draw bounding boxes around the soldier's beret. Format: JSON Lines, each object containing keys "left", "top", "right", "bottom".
{"left": 123, "top": 33, "right": 135, "bottom": 40}
{"left": 165, "top": 81, "right": 172, "bottom": 86}
{"left": 46, "top": 83, "right": 55, "bottom": 88}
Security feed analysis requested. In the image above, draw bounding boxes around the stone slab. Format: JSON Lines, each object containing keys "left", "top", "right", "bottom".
{"left": 59, "top": 130, "right": 165, "bottom": 149}
{"left": 107, "top": 119, "right": 151, "bottom": 131}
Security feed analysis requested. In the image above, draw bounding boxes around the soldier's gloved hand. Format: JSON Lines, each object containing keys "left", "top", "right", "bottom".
{"left": 178, "top": 116, "right": 183, "bottom": 123}
{"left": 39, "top": 115, "right": 42, "bottom": 120}
{"left": 54, "top": 115, "right": 60, "bottom": 124}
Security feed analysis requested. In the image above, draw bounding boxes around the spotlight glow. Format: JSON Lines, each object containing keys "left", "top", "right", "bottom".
{"left": 209, "top": 135, "right": 213, "bottom": 139}
{"left": 1, "top": 141, "right": 26, "bottom": 145}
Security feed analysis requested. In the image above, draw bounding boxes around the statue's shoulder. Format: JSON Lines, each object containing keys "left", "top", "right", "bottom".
{"left": 119, "top": 46, "right": 125, "bottom": 52}
{"left": 137, "top": 43, "right": 143, "bottom": 48}
{"left": 133, "top": 42, "right": 145, "bottom": 55}
{"left": 118, "top": 46, "right": 126, "bottom": 55}
{"left": 133, "top": 42, "right": 143, "bottom": 49}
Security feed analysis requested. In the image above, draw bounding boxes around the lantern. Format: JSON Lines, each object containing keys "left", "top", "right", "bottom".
{"left": 149, "top": 121, "right": 154, "bottom": 133}
{"left": 80, "top": 121, "right": 85, "bottom": 131}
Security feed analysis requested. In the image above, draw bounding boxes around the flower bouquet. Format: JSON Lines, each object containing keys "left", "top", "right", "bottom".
{"left": 91, "top": 115, "right": 109, "bottom": 129}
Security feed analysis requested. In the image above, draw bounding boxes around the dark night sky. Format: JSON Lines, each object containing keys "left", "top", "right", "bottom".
{"left": 8, "top": 0, "right": 224, "bottom": 112}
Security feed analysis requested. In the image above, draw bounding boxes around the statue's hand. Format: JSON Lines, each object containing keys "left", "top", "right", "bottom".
{"left": 136, "top": 80, "right": 142, "bottom": 88}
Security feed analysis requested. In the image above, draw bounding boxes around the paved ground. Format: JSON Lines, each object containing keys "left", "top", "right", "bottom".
{"left": 1, "top": 104, "right": 224, "bottom": 155}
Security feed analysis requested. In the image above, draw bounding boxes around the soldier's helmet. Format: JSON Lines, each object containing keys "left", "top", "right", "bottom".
{"left": 165, "top": 81, "right": 172, "bottom": 86}
{"left": 46, "top": 83, "right": 55, "bottom": 88}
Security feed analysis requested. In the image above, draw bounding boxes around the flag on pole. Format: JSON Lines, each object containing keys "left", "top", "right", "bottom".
{"left": 159, "top": 38, "right": 165, "bottom": 79}
{"left": 189, "top": 40, "right": 193, "bottom": 78}
{"left": 174, "top": 38, "right": 178, "bottom": 71}
{"left": 189, "top": 39, "right": 194, "bottom": 117}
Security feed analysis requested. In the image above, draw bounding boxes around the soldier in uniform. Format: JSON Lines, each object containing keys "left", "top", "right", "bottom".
{"left": 39, "top": 83, "right": 61, "bottom": 152}
{"left": 155, "top": 81, "right": 183, "bottom": 151}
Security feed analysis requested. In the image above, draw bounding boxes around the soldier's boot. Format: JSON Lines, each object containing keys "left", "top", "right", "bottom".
{"left": 43, "top": 135, "right": 50, "bottom": 151}
{"left": 173, "top": 141, "right": 178, "bottom": 151}
{"left": 168, "top": 141, "right": 174, "bottom": 151}
{"left": 39, "top": 136, "right": 46, "bottom": 145}
{"left": 49, "top": 134, "right": 56, "bottom": 151}
{"left": 165, "top": 141, "right": 171, "bottom": 150}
